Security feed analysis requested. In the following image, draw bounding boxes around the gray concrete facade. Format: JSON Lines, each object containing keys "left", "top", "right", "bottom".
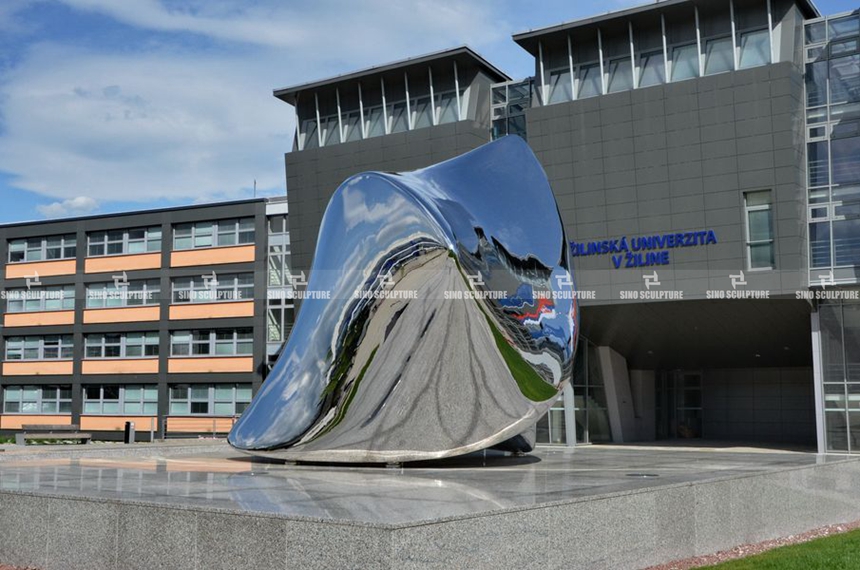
{"left": 529, "top": 62, "right": 808, "bottom": 302}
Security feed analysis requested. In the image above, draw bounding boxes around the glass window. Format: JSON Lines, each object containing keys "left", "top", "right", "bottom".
{"left": 739, "top": 29, "right": 771, "bottom": 69}
{"left": 639, "top": 50, "right": 665, "bottom": 87}
{"left": 578, "top": 64, "right": 602, "bottom": 98}
{"left": 87, "top": 227, "right": 161, "bottom": 257}
{"left": 170, "top": 329, "right": 253, "bottom": 357}
{"left": 833, "top": 219, "right": 860, "bottom": 267}
{"left": 82, "top": 384, "right": 158, "bottom": 415}
{"left": 607, "top": 58, "right": 633, "bottom": 93}
{"left": 547, "top": 69, "right": 572, "bottom": 104}
{"left": 168, "top": 383, "right": 252, "bottom": 416}
{"left": 806, "top": 21, "right": 827, "bottom": 45}
{"left": 342, "top": 111, "right": 362, "bottom": 142}
{"left": 829, "top": 15, "right": 860, "bottom": 41}
{"left": 5, "top": 336, "right": 73, "bottom": 360}
{"left": 832, "top": 38, "right": 859, "bottom": 57}
{"left": 320, "top": 116, "right": 339, "bottom": 147}
{"left": 705, "top": 36, "right": 734, "bottom": 75}
{"left": 8, "top": 235, "right": 76, "bottom": 263}
{"left": 808, "top": 141, "right": 830, "bottom": 188}
{"left": 830, "top": 54, "right": 860, "bottom": 106}
{"left": 436, "top": 92, "right": 459, "bottom": 124}
{"left": 410, "top": 97, "right": 433, "bottom": 129}
{"left": 85, "top": 279, "right": 160, "bottom": 308}
{"left": 671, "top": 44, "right": 699, "bottom": 81}
{"left": 364, "top": 106, "right": 385, "bottom": 138}
{"left": 388, "top": 102, "right": 408, "bottom": 133}
{"left": 300, "top": 118, "right": 318, "bottom": 149}
{"left": 745, "top": 191, "right": 774, "bottom": 270}
{"left": 6, "top": 285, "right": 75, "bottom": 313}
{"left": 832, "top": 135, "right": 860, "bottom": 185}
{"left": 3, "top": 385, "right": 71, "bottom": 414}
{"left": 172, "top": 273, "right": 253, "bottom": 304}
{"left": 84, "top": 332, "right": 158, "bottom": 359}
{"left": 172, "top": 219, "right": 254, "bottom": 250}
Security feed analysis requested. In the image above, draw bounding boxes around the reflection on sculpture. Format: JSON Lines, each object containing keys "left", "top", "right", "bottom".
{"left": 228, "top": 136, "right": 578, "bottom": 463}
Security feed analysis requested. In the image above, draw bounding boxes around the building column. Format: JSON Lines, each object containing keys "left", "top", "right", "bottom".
{"left": 811, "top": 310, "right": 827, "bottom": 454}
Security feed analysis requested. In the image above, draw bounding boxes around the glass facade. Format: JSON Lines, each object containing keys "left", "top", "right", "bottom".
{"left": 535, "top": 337, "right": 611, "bottom": 445}
{"left": 820, "top": 300, "right": 860, "bottom": 452}
{"left": 805, "top": 13, "right": 860, "bottom": 279}
{"left": 266, "top": 213, "right": 295, "bottom": 359}
{"left": 491, "top": 79, "right": 534, "bottom": 141}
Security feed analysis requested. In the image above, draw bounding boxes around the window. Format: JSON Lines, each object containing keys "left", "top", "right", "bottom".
{"left": 170, "top": 329, "right": 253, "bottom": 357}
{"left": 607, "top": 58, "right": 633, "bottom": 93}
{"left": 6, "top": 285, "right": 75, "bottom": 313}
{"left": 410, "top": 97, "right": 433, "bottom": 129}
{"left": 810, "top": 222, "right": 832, "bottom": 268}
{"left": 168, "top": 384, "right": 252, "bottom": 416}
{"left": 832, "top": 38, "right": 859, "bottom": 57}
{"left": 172, "top": 273, "right": 253, "bottom": 303}
{"left": 388, "top": 102, "right": 408, "bottom": 133}
{"left": 87, "top": 227, "right": 161, "bottom": 257}
{"left": 300, "top": 118, "right": 318, "bottom": 149}
{"left": 578, "top": 64, "right": 602, "bottom": 98}
{"left": 5, "top": 336, "right": 73, "bottom": 360}
{"left": 745, "top": 191, "right": 775, "bottom": 270}
{"left": 8, "top": 235, "right": 76, "bottom": 263}
{"left": 672, "top": 44, "right": 699, "bottom": 81}
{"left": 83, "top": 385, "right": 158, "bottom": 415}
{"left": 829, "top": 15, "right": 860, "bottom": 41}
{"left": 832, "top": 135, "right": 860, "bottom": 185}
{"left": 320, "top": 115, "right": 339, "bottom": 147}
{"left": 806, "top": 61, "right": 829, "bottom": 107}
{"left": 173, "top": 218, "right": 254, "bottom": 250}
{"left": 436, "top": 91, "right": 459, "bottom": 124}
{"left": 341, "top": 111, "right": 360, "bottom": 142}
{"left": 85, "top": 279, "right": 160, "bottom": 308}
{"left": 547, "top": 69, "right": 572, "bottom": 104}
{"left": 808, "top": 141, "right": 830, "bottom": 188}
{"left": 806, "top": 21, "right": 827, "bottom": 45}
{"left": 84, "top": 332, "right": 159, "bottom": 359}
{"left": 705, "top": 37, "right": 734, "bottom": 75}
{"left": 829, "top": 54, "right": 860, "bottom": 106}
{"left": 267, "top": 297, "right": 295, "bottom": 344}
{"left": 738, "top": 29, "right": 771, "bottom": 69}
{"left": 639, "top": 50, "right": 665, "bottom": 87}
{"left": 364, "top": 106, "right": 385, "bottom": 138}
{"left": 2, "top": 385, "right": 71, "bottom": 414}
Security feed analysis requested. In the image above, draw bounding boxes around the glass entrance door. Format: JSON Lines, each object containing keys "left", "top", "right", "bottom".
{"left": 656, "top": 370, "right": 703, "bottom": 439}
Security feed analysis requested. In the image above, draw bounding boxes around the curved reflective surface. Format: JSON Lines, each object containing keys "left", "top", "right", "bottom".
{"left": 229, "top": 135, "right": 578, "bottom": 462}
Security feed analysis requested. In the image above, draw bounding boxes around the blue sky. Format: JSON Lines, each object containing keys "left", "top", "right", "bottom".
{"left": 0, "top": 0, "right": 855, "bottom": 224}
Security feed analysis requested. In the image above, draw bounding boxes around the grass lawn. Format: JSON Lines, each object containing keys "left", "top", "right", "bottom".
{"left": 705, "top": 528, "right": 860, "bottom": 569}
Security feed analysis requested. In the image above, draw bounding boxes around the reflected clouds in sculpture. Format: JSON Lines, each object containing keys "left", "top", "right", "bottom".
{"left": 229, "top": 135, "right": 578, "bottom": 462}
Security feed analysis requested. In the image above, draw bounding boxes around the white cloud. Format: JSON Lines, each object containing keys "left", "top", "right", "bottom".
{"left": 0, "top": 1, "right": 508, "bottom": 206}
{"left": 36, "top": 195, "right": 99, "bottom": 218}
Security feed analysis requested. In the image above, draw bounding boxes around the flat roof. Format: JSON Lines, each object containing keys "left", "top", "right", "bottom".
{"left": 0, "top": 197, "right": 268, "bottom": 230}
{"left": 512, "top": 0, "right": 821, "bottom": 54}
{"left": 273, "top": 46, "right": 510, "bottom": 106}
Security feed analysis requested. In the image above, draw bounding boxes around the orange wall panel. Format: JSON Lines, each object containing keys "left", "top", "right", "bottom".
{"left": 81, "top": 359, "right": 159, "bottom": 375}
{"left": 83, "top": 306, "right": 160, "bottom": 324}
{"left": 0, "top": 415, "right": 72, "bottom": 430}
{"left": 5, "top": 259, "right": 76, "bottom": 279}
{"left": 169, "top": 301, "right": 254, "bottom": 320}
{"left": 167, "top": 357, "right": 254, "bottom": 374}
{"left": 4, "top": 311, "right": 75, "bottom": 327}
{"left": 84, "top": 253, "right": 161, "bottom": 274}
{"left": 170, "top": 245, "right": 255, "bottom": 268}
{"left": 80, "top": 416, "right": 157, "bottom": 432}
{"left": 2, "top": 361, "right": 73, "bottom": 376}
{"left": 166, "top": 416, "right": 236, "bottom": 433}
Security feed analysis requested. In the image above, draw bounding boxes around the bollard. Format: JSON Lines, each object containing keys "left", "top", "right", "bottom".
{"left": 123, "top": 421, "right": 135, "bottom": 444}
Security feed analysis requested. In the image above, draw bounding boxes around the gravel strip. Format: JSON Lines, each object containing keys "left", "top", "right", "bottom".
{"left": 646, "top": 519, "right": 860, "bottom": 569}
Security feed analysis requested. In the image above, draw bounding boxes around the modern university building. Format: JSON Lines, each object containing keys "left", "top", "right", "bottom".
{"left": 0, "top": 0, "right": 858, "bottom": 454}
{"left": 275, "top": 0, "right": 860, "bottom": 454}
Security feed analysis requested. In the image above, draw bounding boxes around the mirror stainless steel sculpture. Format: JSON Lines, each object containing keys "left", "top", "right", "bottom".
{"left": 229, "top": 136, "right": 578, "bottom": 462}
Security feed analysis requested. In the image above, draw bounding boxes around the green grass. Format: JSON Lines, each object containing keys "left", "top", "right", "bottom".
{"left": 705, "top": 528, "right": 860, "bottom": 569}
